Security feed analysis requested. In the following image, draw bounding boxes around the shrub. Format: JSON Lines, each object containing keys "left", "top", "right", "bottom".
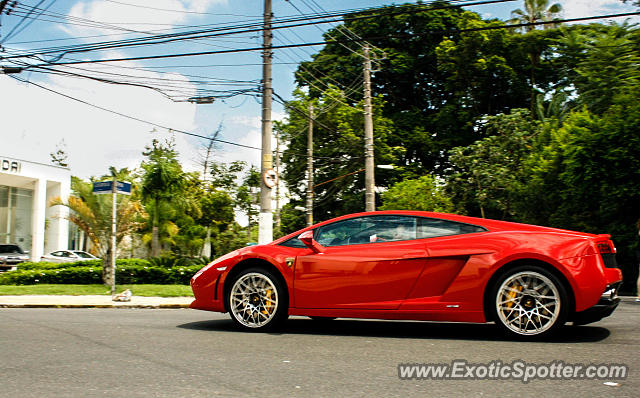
{"left": 148, "top": 255, "right": 209, "bottom": 269}
{"left": 0, "top": 266, "right": 103, "bottom": 285}
{"left": 0, "top": 264, "right": 202, "bottom": 285}
{"left": 18, "top": 260, "right": 103, "bottom": 270}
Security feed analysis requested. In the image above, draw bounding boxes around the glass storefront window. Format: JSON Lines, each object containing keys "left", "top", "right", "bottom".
{"left": 0, "top": 185, "right": 33, "bottom": 250}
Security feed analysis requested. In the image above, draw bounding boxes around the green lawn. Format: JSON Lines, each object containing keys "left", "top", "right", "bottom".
{"left": 0, "top": 284, "right": 194, "bottom": 297}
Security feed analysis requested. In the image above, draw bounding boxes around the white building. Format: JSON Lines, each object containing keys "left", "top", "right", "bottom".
{"left": 0, "top": 156, "right": 70, "bottom": 261}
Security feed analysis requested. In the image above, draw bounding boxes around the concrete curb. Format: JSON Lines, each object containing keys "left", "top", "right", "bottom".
{"left": 0, "top": 303, "right": 191, "bottom": 309}
{"left": 621, "top": 296, "right": 640, "bottom": 303}
{"left": 1, "top": 296, "right": 637, "bottom": 309}
{"left": 0, "top": 295, "right": 193, "bottom": 309}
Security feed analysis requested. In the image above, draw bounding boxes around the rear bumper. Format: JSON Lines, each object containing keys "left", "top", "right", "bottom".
{"left": 571, "top": 282, "right": 621, "bottom": 326}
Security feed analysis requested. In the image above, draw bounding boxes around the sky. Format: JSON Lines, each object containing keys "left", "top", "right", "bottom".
{"left": 0, "top": 0, "right": 637, "bottom": 180}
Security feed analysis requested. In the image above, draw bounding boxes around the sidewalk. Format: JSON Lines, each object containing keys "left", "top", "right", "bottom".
{"left": 1, "top": 295, "right": 637, "bottom": 309}
{"left": 0, "top": 295, "right": 193, "bottom": 308}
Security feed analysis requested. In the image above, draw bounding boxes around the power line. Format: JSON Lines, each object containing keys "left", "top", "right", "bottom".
{"left": 2, "top": 0, "right": 515, "bottom": 61}
{"left": 1, "top": 0, "right": 48, "bottom": 44}
{"left": 11, "top": 10, "right": 639, "bottom": 71}
{"left": 9, "top": 74, "right": 263, "bottom": 150}
{"left": 8, "top": 75, "right": 353, "bottom": 160}
{"left": 1, "top": 0, "right": 56, "bottom": 44}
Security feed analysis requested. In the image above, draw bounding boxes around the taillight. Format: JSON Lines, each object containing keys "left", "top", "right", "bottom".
{"left": 597, "top": 241, "right": 618, "bottom": 268}
{"left": 597, "top": 243, "right": 613, "bottom": 254}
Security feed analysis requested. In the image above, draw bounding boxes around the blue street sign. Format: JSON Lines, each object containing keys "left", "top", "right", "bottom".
{"left": 92, "top": 181, "right": 113, "bottom": 194}
{"left": 92, "top": 181, "right": 132, "bottom": 195}
{"left": 116, "top": 181, "right": 132, "bottom": 195}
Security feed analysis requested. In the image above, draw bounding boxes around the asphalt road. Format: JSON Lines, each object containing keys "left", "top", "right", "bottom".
{"left": 1, "top": 302, "right": 639, "bottom": 398}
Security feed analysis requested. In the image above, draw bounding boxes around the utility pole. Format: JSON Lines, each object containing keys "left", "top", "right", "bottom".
{"left": 274, "top": 131, "right": 281, "bottom": 233}
{"left": 110, "top": 176, "right": 117, "bottom": 296}
{"left": 363, "top": 45, "right": 376, "bottom": 212}
{"left": 259, "top": 0, "right": 274, "bottom": 244}
{"left": 306, "top": 103, "right": 314, "bottom": 226}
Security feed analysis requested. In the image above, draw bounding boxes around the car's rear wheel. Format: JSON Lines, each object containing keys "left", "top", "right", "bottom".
{"left": 227, "top": 268, "right": 288, "bottom": 331}
{"left": 490, "top": 266, "right": 568, "bottom": 338}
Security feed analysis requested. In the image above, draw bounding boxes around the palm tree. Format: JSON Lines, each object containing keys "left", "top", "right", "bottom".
{"left": 509, "top": 0, "right": 563, "bottom": 32}
{"left": 49, "top": 175, "right": 145, "bottom": 284}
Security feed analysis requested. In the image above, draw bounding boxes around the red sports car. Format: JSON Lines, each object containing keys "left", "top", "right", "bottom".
{"left": 190, "top": 211, "right": 622, "bottom": 338}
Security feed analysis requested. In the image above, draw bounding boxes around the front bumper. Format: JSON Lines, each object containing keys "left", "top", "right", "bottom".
{"left": 572, "top": 282, "right": 621, "bottom": 326}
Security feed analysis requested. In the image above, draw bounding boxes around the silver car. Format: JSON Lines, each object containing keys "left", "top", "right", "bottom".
{"left": 41, "top": 250, "right": 99, "bottom": 263}
{"left": 0, "top": 244, "right": 30, "bottom": 271}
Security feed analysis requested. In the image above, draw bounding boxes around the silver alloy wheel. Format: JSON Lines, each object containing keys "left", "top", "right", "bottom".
{"left": 495, "top": 271, "right": 561, "bottom": 335}
{"left": 230, "top": 272, "right": 279, "bottom": 328}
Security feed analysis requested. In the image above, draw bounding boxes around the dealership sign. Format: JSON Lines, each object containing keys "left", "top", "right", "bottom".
{"left": 0, "top": 158, "right": 21, "bottom": 173}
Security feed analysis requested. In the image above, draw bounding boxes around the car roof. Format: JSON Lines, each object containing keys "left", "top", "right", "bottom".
{"left": 271, "top": 210, "right": 597, "bottom": 245}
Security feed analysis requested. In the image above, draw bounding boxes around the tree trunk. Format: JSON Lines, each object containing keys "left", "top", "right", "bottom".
{"left": 102, "top": 246, "right": 113, "bottom": 285}
{"left": 151, "top": 197, "right": 160, "bottom": 257}
{"left": 202, "top": 226, "right": 211, "bottom": 258}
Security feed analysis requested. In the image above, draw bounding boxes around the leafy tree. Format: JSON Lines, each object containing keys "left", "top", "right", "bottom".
{"left": 50, "top": 139, "right": 69, "bottom": 168}
{"left": 447, "top": 109, "right": 541, "bottom": 219}
{"left": 572, "top": 25, "right": 640, "bottom": 114}
{"left": 206, "top": 160, "right": 261, "bottom": 247}
{"left": 236, "top": 165, "right": 260, "bottom": 239}
{"left": 199, "top": 189, "right": 235, "bottom": 257}
{"left": 277, "top": 87, "right": 397, "bottom": 232}
{"left": 380, "top": 175, "right": 454, "bottom": 212}
{"left": 140, "top": 138, "right": 191, "bottom": 256}
{"left": 293, "top": 2, "right": 548, "bottom": 178}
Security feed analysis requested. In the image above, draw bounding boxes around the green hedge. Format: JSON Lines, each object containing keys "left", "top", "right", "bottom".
{"left": 18, "top": 258, "right": 154, "bottom": 271}
{"left": 0, "top": 264, "right": 202, "bottom": 285}
{"left": 17, "top": 260, "right": 103, "bottom": 270}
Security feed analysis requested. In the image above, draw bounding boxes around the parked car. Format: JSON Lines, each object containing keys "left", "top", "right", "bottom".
{"left": 190, "top": 211, "right": 622, "bottom": 339}
{"left": 41, "top": 250, "right": 99, "bottom": 263}
{"left": 0, "top": 244, "right": 30, "bottom": 271}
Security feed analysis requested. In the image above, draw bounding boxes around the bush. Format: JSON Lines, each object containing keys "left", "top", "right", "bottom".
{"left": 148, "top": 255, "right": 209, "bottom": 269}
{"left": 17, "top": 260, "right": 103, "bottom": 270}
{"left": 0, "top": 264, "right": 202, "bottom": 285}
{"left": 0, "top": 266, "right": 103, "bottom": 285}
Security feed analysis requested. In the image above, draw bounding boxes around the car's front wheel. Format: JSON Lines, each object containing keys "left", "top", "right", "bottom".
{"left": 490, "top": 266, "right": 569, "bottom": 338}
{"left": 227, "top": 268, "right": 288, "bottom": 331}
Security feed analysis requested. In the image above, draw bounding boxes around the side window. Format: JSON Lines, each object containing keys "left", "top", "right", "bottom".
{"left": 279, "top": 234, "right": 307, "bottom": 248}
{"left": 417, "top": 218, "right": 486, "bottom": 239}
{"left": 315, "top": 216, "right": 418, "bottom": 246}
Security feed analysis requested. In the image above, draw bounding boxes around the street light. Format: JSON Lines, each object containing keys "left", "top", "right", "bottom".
{"left": 1, "top": 66, "right": 22, "bottom": 74}
{"left": 187, "top": 96, "right": 215, "bottom": 104}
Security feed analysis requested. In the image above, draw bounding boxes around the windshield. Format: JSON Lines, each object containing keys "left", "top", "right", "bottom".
{"left": 73, "top": 251, "right": 94, "bottom": 258}
{"left": 0, "top": 245, "right": 23, "bottom": 254}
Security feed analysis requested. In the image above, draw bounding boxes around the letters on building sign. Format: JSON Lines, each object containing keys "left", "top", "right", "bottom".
{"left": 1, "top": 159, "right": 21, "bottom": 173}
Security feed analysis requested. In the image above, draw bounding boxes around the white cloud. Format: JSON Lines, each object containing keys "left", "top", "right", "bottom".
{"left": 558, "top": 0, "right": 638, "bottom": 23}
{"left": 61, "top": 0, "right": 228, "bottom": 38}
{"left": 0, "top": 58, "right": 201, "bottom": 178}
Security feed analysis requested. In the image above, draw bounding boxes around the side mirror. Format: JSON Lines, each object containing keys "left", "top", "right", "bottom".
{"left": 298, "top": 230, "right": 324, "bottom": 253}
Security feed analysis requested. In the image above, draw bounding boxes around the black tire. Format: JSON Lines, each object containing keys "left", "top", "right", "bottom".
{"left": 489, "top": 265, "right": 569, "bottom": 339}
{"left": 225, "top": 267, "right": 288, "bottom": 331}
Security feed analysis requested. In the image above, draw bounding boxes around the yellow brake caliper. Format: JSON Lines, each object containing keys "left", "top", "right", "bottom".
{"left": 262, "top": 289, "right": 274, "bottom": 315}
{"left": 505, "top": 283, "right": 522, "bottom": 309}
